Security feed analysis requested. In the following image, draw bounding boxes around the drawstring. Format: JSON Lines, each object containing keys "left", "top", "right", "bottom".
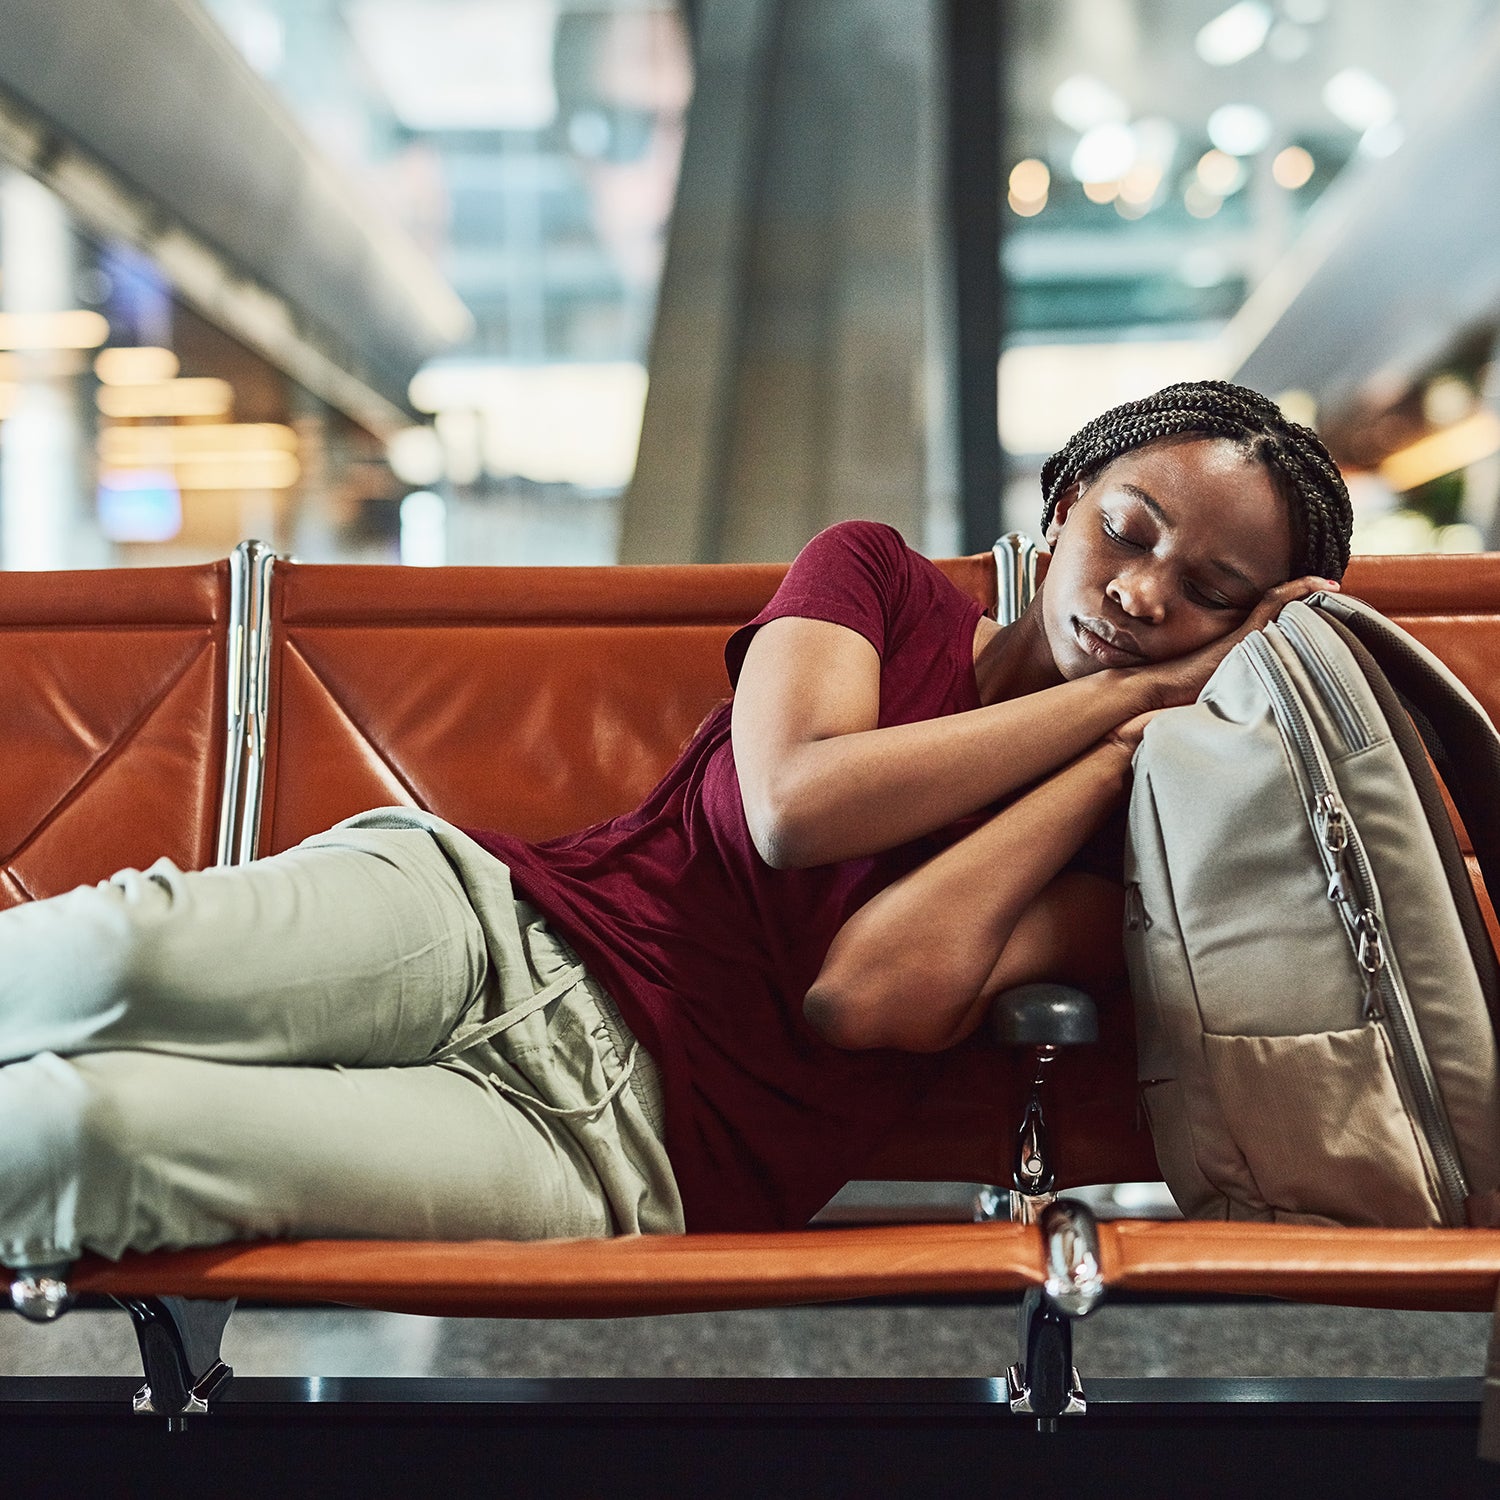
{"left": 443, "top": 1046, "right": 640, "bottom": 1122}
{"left": 427, "top": 963, "right": 586, "bottom": 1062}
{"left": 428, "top": 961, "right": 640, "bottom": 1122}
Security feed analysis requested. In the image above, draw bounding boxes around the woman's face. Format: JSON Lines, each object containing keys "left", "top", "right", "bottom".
{"left": 1041, "top": 435, "right": 1293, "bottom": 679}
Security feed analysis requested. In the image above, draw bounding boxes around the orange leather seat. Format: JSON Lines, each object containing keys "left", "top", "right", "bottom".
{"left": 62, "top": 1222, "right": 1047, "bottom": 1318}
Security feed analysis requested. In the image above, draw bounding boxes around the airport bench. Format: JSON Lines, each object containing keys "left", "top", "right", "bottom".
{"left": 5, "top": 540, "right": 1500, "bottom": 1449}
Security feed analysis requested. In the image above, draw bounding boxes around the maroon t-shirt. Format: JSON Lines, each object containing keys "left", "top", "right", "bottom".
{"left": 468, "top": 521, "right": 987, "bottom": 1231}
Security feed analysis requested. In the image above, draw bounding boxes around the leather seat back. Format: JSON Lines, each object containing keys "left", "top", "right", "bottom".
{"left": 255, "top": 554, "right": 997, "bottom": 855}
{"left": 0, "top": 562, "right": 229, "bottom": 908}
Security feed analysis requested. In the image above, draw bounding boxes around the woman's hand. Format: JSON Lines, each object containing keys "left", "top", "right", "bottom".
{"left": 1135, "top": 574, "right": 1339, "bottom": 711}
{"left": 1104, "top": 707, "right": 1167, "bottom": 754}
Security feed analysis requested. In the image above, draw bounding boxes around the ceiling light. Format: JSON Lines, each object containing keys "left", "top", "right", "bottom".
{"left": 96, "top": 378, "right": 233, "bottom": 419}
{"left": 99, "top": 422, "right": 298, "bottom": 465}
{"left": 1196, "top": 149, "right": 1246, "bottom": 195}
{"left": 1207, "top": 103, "right": 1273, "bottom": 156}
{"left": 0, "top": 310, "right": 109, "bottom": 351}
{"left": 1119, "top": 161, "right": 1164, "bottom": 206}
{"left": 94, "top": 346, "right": 180, "bottom": 385}
{"left": 1359, "top": 121, "right": 1405, "bottom": 159}
{"left": 1009, "top": 159, "right": 1051, "bottom": 200}
{"left": 1082, "top": 180, "right": 1120, "bottom": 204}
{"left": 1071, "top": 123, "right": 1136, "bottom": 184}
{"left": 1195, "top": 2, "right": 1272, "bottom": 66}
{"left": 1423, "top": 375, "right": 1475, "bottom": 428}
{"left": 1323, "top": 68, "right": 1395, "bottom": 132}
{"left": 1271, "top": 145, "right": 1315, "bottom": 188}
{"left": 387, "top": 425, "right": 445, "bottom": 486}
{"left": 1050, "top": 74, "right": 1127, "bottom": 133}
{"left": 1008, "top": 158, "right": 1051, "bottom": 217}
{"left": 1380, "top": 412, "right": 1500, "bottom": 493}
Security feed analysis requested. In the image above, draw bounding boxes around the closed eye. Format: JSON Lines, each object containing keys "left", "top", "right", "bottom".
{"left": 1185, "top": 581, "right": 1242, "bottom": 611}
{"left": 1101, "top": 516, "right": 1142, "bottom": 548}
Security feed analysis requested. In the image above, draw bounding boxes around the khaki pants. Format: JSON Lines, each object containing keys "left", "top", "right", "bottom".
{"left": 0, "top": 810, "right": 683, "bottom": 1268}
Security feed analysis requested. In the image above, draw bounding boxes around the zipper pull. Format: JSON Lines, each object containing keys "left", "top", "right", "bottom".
{"left": 1355, "top": 908, "right": 1385, "bottom": 1020}
{"left": 1124, "top": 883, "right": 1152, "bottom": 932}
{"left": 1317, "top": 793, "right": 1355, "bottom": 906}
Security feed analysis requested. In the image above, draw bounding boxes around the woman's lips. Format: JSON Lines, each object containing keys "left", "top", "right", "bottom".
{"left": 1073, "top": 617, "right": 1145, "bottom": 666}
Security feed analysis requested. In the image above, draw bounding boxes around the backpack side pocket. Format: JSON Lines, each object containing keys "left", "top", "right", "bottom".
{"left": 1202, "top": 1025, "right": 1446, "bottom": 1227}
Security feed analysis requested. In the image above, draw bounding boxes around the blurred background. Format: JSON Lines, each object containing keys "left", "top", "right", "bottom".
{"left": 0, "top": 0, "right": 1496, "bottom": 571}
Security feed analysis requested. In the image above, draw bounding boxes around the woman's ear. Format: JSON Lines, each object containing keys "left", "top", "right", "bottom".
{"left": 1044, "top": 481, "right": 1082, "bottom": 548}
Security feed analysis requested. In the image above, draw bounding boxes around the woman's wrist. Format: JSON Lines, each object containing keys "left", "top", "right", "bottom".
{"left": 1093, "top": 663, "right": 1163, "bottom": 719}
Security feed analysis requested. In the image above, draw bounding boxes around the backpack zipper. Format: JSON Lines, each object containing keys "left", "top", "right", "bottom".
{"left": 1243, "top": 630, "right": 1468, "bottom": 1223}
{"left": 1276, "top": 607, "right": 1372, "bottom": 753}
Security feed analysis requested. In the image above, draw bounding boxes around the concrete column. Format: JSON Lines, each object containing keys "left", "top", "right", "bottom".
{"left": 0, "top": 170, "right": 101, "bottom": 569}
{"left": 621, "top": 0, "right": 953, "bottom": 562}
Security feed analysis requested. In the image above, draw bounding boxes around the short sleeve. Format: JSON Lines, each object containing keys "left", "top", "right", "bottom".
{"left": 724, "top": 521, "right": 911, "bottom": 687}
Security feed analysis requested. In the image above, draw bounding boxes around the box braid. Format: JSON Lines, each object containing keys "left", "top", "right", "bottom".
{"left": 1039, "top": 380, "right": 1354, "bottom": 580}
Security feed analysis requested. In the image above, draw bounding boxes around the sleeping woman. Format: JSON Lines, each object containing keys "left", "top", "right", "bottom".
{"left": 0, "top": 380, "right": 1354, "bottom": 1274}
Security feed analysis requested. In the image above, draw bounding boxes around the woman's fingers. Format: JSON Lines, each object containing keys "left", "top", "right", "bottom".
{"left": 1107, "top": 706, "right": 1168, "bottom": 752}
{"left": 1244, "top": 574, "right": 1341, "bottom": 633}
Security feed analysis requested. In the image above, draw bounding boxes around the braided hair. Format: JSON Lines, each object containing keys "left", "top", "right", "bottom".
{"left": 1039, "top": 380, "right": 1354, "bottom": 580}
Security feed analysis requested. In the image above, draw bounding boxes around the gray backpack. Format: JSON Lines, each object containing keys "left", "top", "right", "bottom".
{"left": 1124, "top": 593, "right": 1500, "bottom": 1227}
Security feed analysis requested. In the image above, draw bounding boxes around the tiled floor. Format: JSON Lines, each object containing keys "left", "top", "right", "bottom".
{"left": 1, "top": 1300, "right": 1490, "bottom": 1382}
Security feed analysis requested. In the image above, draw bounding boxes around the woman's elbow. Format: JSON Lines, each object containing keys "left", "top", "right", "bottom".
{"left": 804, "top": 971, "right": 978, "bottom": 1054}
{"left": 804, "top": 979, "right": 950, "bottom": 1052}
{"left": 744, "top": 796, "right": 817, "bottom": 871}
{"left": 803, "top": 982, "right": 886, "bottom": 1050}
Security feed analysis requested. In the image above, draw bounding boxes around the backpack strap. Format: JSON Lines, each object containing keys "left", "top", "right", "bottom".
{"left": 1313, "top": 592, "right": 1500, "bottom": 936}
{"left": 1321, "top": 611, "right": 1500, "bottom": 1027}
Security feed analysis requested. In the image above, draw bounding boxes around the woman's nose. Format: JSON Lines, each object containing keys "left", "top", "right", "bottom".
{"left": 1108, "top": 567, "right": 1167, "bottom": 623}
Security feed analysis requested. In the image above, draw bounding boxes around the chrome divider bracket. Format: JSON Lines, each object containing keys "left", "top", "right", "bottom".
{"left": 1007, "top": 1198, "right": 1103, "bottom": 1431}
{"left": 213, "top": 542, "right": 255, "bottom": 868}
{"left": 992, "top": 532, "right": 1039, "bottom": 628}
{"left": 234, "top": 542, "right": 277, "bottom": 866}
{"left": 972, "top": 536, "right": 1044, "bottom": 1225}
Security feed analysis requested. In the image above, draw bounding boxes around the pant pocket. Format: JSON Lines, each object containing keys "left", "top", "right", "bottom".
{"left": 1202, "top": 1026, "right": 1445, "bottom": 1227}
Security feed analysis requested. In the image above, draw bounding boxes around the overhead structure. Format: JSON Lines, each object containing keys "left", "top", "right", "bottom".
{"left": 1226, "top": 8, "right": 1500, "bottom": 430}
{"left": 0, "top": 0, "right": 472, "bottom": 437}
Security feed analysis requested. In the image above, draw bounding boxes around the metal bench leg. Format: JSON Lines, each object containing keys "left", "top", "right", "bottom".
{"left": 115, "top": 1296, "right": 237, "bottom": 1428}
{"left": 1008, "top": 1287, "right": 1084, "bottom": 1429}
{"left": 1006, "top": 1199, "right": 1104, "bottom": 1432}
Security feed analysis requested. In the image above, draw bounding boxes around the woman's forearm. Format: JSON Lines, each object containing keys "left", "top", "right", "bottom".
{"left": 804, "top": 737, "right": 1134, "bottom": 1052}
{"left": 739, "top": 667, "right": 1151, "bottom": 869}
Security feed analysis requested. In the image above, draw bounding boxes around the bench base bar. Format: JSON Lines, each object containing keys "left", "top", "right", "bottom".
{"left": 0, "top": 1377, "right": 1488, "bottom": 1498}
